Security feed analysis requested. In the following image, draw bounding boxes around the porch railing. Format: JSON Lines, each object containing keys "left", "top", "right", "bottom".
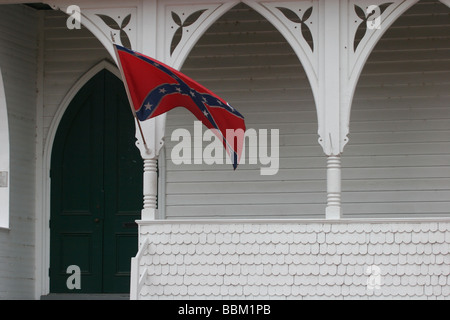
{"left": 130, "top": 237, "right": 149, "bottom": 300}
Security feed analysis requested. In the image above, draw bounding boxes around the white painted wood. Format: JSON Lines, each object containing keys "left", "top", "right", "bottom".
{"left": 246, "top": 0, "right": 320, "bottom": 108}
{"left": 344, "top": 0, "right": 450, "bottom": 218}
{"left": 41, "top": 10, "right": 111, "bottom": 147}
{"left": 0, "top": 4, "right": 38, "bottom": 299}
{"left": 326, "top": 156, "right": 342, "bottom": 219}
{"left": 34, "top": 10, "right": 46, "bottom": 300}
{"left": 0, "top": 0, "right": 443, "bottom": 298}
{"left": 43, "top": 3, "right": 167, "bottom": 204}
{"left": 44, "top": 1, "right": 433, "bottom": 221}
{"left": 130, "top": 238, "right": 149, "bottom": 300}
{"left": 137, "top": 220, "right": 450, "bottom": 299}
{"left": 0, "top": 68, "right": 9, "bottom": 229}
{"left": 142, "top": 159, "right": 158, "bottom": 220}
{"left": 439, "top": 0, "right": 450, "bottom": 7}
{"left": 158, "top": 147, "right": 167, "bottom": 219}
{"left": 163, "top": 0, "right": 450, "bottom": 220}
{"left": 163, "top": 3, "right": 324, "bottom": 219}
{"left": 162, "top": 1, "right": 238, "bottom": 70}
{"left": 44, "top": 0, "right": 140, "bottom": 61}
{"left": 343, "top": 0, "right": 420, "bottom": 152}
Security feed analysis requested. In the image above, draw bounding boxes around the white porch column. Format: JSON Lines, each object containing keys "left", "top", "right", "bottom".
{"left": 326, "top": 155, "right": 342, "bottom": 220}
{"left": 248, "top": 0, "right": 421, "bottom": 219}
{"left": 142, "top": 158, "right": 158, "bottom": 220}
{"left": 134, "top": 116, "right": 165, "bottom": 221}
{"left": 320, "top": 0, "right": 343, "bottom": 219}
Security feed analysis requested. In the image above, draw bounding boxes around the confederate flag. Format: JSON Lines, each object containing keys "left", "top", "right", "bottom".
{"left": 114, "top": 44, "right": 246, "bottom": 169}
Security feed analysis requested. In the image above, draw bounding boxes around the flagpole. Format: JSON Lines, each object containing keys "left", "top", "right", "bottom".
{"left": 134, "top": 114, "right": 148, "bottom": 151}
{"left": 114, "top": 44, "right": 150, "bottom": 153}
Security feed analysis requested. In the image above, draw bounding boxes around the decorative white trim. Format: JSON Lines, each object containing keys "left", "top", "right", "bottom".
{"left": 342, "top": 0, "right": 420, "bottom": 152}
{"left": 142, "top": 159, "right": 158, "bottom": 220}
{"left": 34, "top": 11, "right": 45, "bottom": 299}
{"left": 439, "top": 0, "right": 450, "bottom": 8}
{"left": 137, "top": 217, "right": 450, "bottom": 225}
{"left": 89, "top": 8, "right": 137, "bottom": 50}
{"left": 138, "top": 220, "right": 449, "bottom": 299}
{"left": 44, "top": 0, "right": 140, "bottom": 62}
{"left": 162, "top": 2, "right": 238, "bottom": 70}
{"left": 247, "top": 0, "right": 320, "bottom": 107}
{"left": 44, "top": 60, "right": 120, "bottom": 164}
{"left": 241, "top": 0, "right": 419, "bottom": 156}
{"left": 326, "top": 155, "right": 342, "bottom": 219}
{"left": 38, "top": 60, "right": 120, "bottom": 297}
{"left": 0, "top": 67, "right": 9, "bottom": 230}
{"left": 130, "top": 237, "right": 149, "bottom": 300}
{"left": 157, "top": 146, "right": 167, "bottom": 220}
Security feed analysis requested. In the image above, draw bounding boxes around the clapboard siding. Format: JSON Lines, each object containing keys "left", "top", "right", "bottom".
{"left": 0, "top": 8, "right": 110, "bottom": 299}
{"left": 344, "top": 0, "right": 450, "bottom": 218}
{"left": 164, "top": 1, "right": 450, "bottom": 219}
{"left": 42, "top": 10, "right": 110, "bottom": 145}
{"left": 0, "top": 5, "right": 37, "bottom": 299}
{"left": 164, "top": 4, "right": 323, "bottom": 219}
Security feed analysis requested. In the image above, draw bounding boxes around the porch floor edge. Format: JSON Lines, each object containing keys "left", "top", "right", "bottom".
{"left": 136, "top": 217, "right": 450, "bottom": 225}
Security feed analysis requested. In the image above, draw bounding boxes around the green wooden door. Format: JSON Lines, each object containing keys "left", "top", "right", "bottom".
{"left": 50, "top": 70, "right": 143, "bottom": 293}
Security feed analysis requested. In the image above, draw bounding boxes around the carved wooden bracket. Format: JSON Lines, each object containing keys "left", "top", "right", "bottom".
{"left": 161, "top": 2, "right": 238, "bottom": 69}
{"left": 439, "top": 0, "right": 450, "bottom": 8}
{"left": 41, "top": 0, "right": 427, "bottom": 158}
{"left": 45, "top": 1, "right": 138, "bottom": 61}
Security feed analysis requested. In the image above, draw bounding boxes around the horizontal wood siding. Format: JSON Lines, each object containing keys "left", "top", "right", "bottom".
{"left": 344, "top": 0, "right": 450, "bottom": 218}
{"left": 42, "top": 10, "right": 110, "bottom": 146}
{"left": 164, "top": 4, "right": 324, "bottom": 219}
{"left": 0, "top": 4, "right": 37, "bottom": 299}
{"left": 164, "top": 1, "right": 450, "bottom": 219}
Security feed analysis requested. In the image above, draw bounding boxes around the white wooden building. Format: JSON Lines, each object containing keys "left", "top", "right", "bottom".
{"left": 0, "top": 0, "right": 449, "bottom": 299}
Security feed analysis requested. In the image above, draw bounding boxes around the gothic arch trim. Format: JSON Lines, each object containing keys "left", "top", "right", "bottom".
{"left": 164, "top": 2, "right": 239, "bottom": 70}
{"left": 439, "top": 0, "right": 450, "bottom": 8}
{"left": 342, "top": 0, "right": 420, "bottom": 154}
{"left": 244, "top": 0, "right": 320, "bottom": 103}
{"left": 0, "top": 68, "right": 10, "bottom": 229}
{"left": 39, "top": 60, "right": 120, "bottom": 295}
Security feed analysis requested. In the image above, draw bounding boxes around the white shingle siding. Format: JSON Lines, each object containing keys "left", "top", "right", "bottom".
{"left": 0, "top": 4, "right": 37, "bottom": 299}
{"left": 138, "top": 220, "right": 450, "bottom": 299}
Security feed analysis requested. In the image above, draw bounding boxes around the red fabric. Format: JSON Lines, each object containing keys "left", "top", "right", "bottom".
{"left": 114, "top": 44, "right": 246, "bottom": 169}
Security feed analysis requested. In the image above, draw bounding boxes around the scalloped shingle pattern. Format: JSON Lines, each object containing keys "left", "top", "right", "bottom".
{"left": 138, "top": 222, "right": 450, "bottom": 299}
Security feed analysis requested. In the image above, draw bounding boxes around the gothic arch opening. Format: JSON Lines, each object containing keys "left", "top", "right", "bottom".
{"left": 39, "top": 8, "right": 128, "bottom": 296}
{"left": 49, "top": 69, "right": 142, "bottom": 293}
{"left": 345, "top": 0, "right": 450, "bottom": 218}
{"left": 163, "top": 3, "right": 322, "bottom": 219}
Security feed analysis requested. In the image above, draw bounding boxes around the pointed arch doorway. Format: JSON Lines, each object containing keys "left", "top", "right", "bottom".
{"left": 49, "top": 69, "right": 143, "bottom": 293}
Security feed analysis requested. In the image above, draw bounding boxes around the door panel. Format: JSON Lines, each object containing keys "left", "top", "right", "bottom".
{"left": 50, "top": 70, "right": 142, "bottom": 293}
{"left": 102, "top": 71, "right": 141, "bottom": 293}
